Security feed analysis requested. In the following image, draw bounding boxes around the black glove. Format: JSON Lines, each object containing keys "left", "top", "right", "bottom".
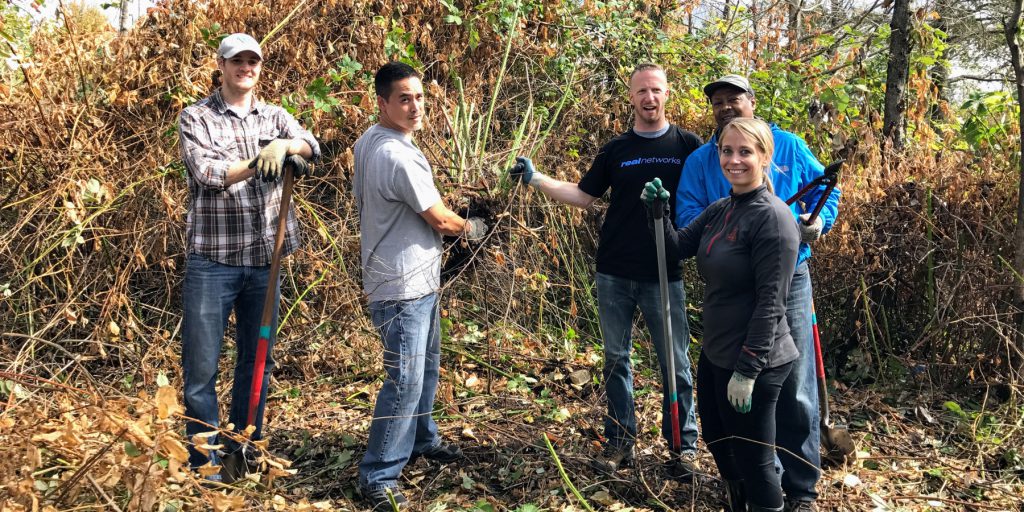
{"left": 285, "top": 154, "right": 309, "bottom": 180}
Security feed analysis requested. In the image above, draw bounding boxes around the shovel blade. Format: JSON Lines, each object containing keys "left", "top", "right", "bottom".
{"left": 822, "top": 422, "right": 857, "bottom": 464}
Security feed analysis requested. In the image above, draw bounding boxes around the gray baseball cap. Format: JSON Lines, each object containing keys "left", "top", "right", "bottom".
{"left": 217, "top": 33, "right": 263, "bottom": 60}
{"left": 703, "top": 74, "right": 754, "bottom": 98}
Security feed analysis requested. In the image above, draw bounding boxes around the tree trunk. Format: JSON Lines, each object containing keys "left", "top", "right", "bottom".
{"left": 118, "top": 0, "right": 129, "bottom": 33}
{"left": 751, "top": 0, "right": 760, "bottom": 62}
{"left": 788, "top": 0, "right": 804, "bottom": 54}
{"left": 1005, "top": 0, "right": 1024, "bottom": 322}
{"left": 928, "top": 0, "right": 951, "bottom": 122}
{"left": 882, "top": 0, "right": 911, "bottom": 152}
{"left": 830, "top": 0, "right": 844, "bottom": 25}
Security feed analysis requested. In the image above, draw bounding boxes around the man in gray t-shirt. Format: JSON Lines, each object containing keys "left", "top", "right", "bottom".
{"left": 355, "top": 123, "right": 443, "bottom": 302}
{"left": 354, "top": 62, "right": 486, "bottom": 510}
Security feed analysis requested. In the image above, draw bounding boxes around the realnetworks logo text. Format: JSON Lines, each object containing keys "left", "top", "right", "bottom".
{"left": 620, "top": 157, "right": 682, "bottom": 168}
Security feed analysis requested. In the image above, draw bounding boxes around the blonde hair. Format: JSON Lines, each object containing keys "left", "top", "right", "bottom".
{"left": 630, "top": 63, "right": 665, "bottom": 79}
{"left": 720, "top": 118, "right": 775, "bottom": 193}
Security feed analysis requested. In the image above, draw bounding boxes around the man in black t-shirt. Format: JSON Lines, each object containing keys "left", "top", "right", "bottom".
{"left": 509, "top": 63, "right": 703, "bottom": 477}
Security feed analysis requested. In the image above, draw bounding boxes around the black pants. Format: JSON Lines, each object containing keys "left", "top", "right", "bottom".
{"left": 697, "top": 353, "right": 793, "bottom": 509}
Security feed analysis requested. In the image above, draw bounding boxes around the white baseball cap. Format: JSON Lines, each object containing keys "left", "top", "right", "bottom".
{"left": 217, "top": 33, "right": 263, "bottom": 60}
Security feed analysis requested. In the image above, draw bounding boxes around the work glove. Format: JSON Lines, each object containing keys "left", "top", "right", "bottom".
{"left": 798, "top": 213, "right": 824, "bottom": 242}
{"left": 726, "top": 372, "right": 755, "bottom": 413}
{"left": 284, "top": 154, "right": 309, "bottom": 180}
{"left": 465, "top": 217, "right": 487, "bottom": 241}
{"left": 250, "top": 139, "right": 292, "bottom": 182}
{"left": 509, "top": 156, "right": 537, "bottom": 185}
{"left": 641, "top": 178, "right": 671, "bottom": 217}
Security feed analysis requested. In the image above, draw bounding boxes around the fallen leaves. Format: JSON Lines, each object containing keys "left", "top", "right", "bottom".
{"left": 155, "top": 385, "right": 182, "bottom": 419}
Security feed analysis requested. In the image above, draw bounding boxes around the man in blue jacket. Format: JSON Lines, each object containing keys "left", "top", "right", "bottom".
{"left": 675, "top": 74, "right": 840, "bottom": 512}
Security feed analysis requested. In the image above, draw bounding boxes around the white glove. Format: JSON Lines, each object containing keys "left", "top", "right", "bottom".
{"left": 465, "top": 217, "right": 487, "bottom": 241}
{"left": 726, "top": 372, "right": 755, "bottom": 413}
{"left": 798, "top": 213, "right": 824, "bottom": 243}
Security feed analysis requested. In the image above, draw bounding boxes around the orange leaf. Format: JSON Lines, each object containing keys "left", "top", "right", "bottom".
{"left": 156, "top": 385, "right": 182, "bottom": 419}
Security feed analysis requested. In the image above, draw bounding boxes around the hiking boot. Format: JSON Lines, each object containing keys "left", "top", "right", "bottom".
{"left": 724, "top": 479, "right": 747, "bottom": 512}
{"left": 592, "top": 443, "right": 635, "bottom": 473}
{"left": 364, "top": 486, "right": 410, "bottom": 510}
{"left": 783, "top": 500, "right": 818, "bottom": 512}
{"left": 410, "top": 439, "right": 463, "bottom": 464}
{"left": 666, "top": 451, "right": 698, "bottom": 481}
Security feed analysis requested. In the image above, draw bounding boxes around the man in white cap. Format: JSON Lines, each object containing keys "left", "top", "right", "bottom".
{"left": 178, "top": 32, "right": 320, "bottom": 482}
{"left": 675, "top": 73, "right": 840, "bottom": 512}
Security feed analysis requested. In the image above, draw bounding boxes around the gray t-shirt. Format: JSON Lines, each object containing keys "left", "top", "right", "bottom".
{"left": 353, "top": 124, "right": 442, "bottom": 302}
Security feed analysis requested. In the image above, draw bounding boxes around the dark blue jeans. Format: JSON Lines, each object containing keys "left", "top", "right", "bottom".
{"left": 358, "top": 293, "right": 443, "bottom": 492}
{"left": 776, "top": 262, "right": 821, "bottom": 501}
{"left": 595, "top": 273, "right": 698, "bottom": 453}
{"left": 181, "top": 253, "right": 280, "bottom": 468}
{"left": 698, "top": 354, "right": 793, "bottom": 509}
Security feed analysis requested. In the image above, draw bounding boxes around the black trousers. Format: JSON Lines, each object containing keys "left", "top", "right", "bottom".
{"left": 697, "top": 353, "right": 793, "bottom": 509}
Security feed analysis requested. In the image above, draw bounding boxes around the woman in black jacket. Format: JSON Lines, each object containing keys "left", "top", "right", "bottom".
{"left": 645, "top": 117, "right": 801, "bottom": 512}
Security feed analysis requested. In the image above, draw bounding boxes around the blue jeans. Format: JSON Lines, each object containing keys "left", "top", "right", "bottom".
{"left": 181, "top": 253, "right": 280, "bottom": 468}
{"left": 359, "top": 293, "right": 443, "bottom": 492}
{"left": 776, "top": 262, "right": 821, "bottom": 501}
{"left": 596, "top": 273, "right": 698, "bottom": 453}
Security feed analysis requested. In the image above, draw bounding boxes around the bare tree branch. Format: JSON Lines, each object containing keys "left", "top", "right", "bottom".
{"left": 947, "top": 74, "right": 1012, "bottom": 84}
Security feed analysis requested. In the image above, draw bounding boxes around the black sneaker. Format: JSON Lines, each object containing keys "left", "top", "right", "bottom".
{"left": 666, "top": 451, "right": 698, "bottom": 481}
{"left": 783, "top": 500, "right": 818, "bottom": 512}
{"left": 364, "top": 486, "right": 409, "bottom": 510}
{"left": 592, "top": 443, "right": 635, "bottom": 473}
{"left": 410, "top": 439, "right": 463, "bottom": 464}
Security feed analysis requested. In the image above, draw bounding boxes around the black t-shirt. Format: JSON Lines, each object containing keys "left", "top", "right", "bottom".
{"left": 578, "top": 125, "right": 703, "bottom": 281}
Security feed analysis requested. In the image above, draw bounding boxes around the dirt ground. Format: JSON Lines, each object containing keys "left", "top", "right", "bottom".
{"left": 249, "top": 344, "right": 1024, "bottom": 512}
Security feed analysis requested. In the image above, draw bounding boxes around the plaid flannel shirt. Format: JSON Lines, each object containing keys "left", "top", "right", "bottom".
{"left": 179, "top": 89, "right": 320, "bottom": 266}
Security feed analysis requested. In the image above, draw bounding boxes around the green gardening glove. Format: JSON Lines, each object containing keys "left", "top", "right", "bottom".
{"left": 250, "top": 139, "right": 292, "bottom": 182}
{"left": 640, "top": 178, "right": 670, "bottom": 215}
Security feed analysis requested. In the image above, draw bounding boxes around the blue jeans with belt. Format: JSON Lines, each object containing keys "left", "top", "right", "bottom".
{"left": 181, "top": 253, "right": 280, "bottom": 469}
{"left": 596, "top": 272, "right": 698, "bottom": 453}
{"left": 358, "top": 293, "right": 443, "bottom": 492}
{"left": 776, "top": 262, "right": 821, "bottom": 502}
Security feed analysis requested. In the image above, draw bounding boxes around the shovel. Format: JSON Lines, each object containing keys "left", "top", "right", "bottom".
{"left": 652, "top": 196, "right": 682, "bottom": 454}
{"left": 785, "top": 159, "right": 856, "bottom": 463}
{"left": 811, "top": 300, "right": 856, "bottom": 463}
{"left": 246, "top": 163, "right": 295, "bottom": 428}
{"left": 223, "top": 159, "right": 299, "bottom": 482}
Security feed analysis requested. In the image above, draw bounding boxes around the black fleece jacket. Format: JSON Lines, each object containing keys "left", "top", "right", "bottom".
{"left": 654, "top": 184, "right": 800, "bottom": 378}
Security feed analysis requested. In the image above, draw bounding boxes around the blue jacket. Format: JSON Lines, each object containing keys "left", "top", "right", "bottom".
{"left": 674, "top": 123, "right": 840, "bottom": 267}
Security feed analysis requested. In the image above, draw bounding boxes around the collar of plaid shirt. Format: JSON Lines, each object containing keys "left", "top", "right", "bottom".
{"left": 210, "top": 88, "right": 269, "bottom": 117}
